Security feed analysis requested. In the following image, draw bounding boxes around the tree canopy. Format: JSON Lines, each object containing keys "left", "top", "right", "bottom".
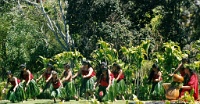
{"left": 0, "top": 0, "right": 199, "bottom": 75}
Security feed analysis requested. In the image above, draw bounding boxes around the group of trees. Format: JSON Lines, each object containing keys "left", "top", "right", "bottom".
{"left": 0, "top": 0, "right": 199, "bottom": 101}
{"left": 0, "top": 0, "right": 199, "bottom": 79}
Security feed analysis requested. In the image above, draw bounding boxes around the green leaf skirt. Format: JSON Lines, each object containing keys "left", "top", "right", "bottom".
{"left": 37, "top": 82, "right": 53, "bottom": 99}
{"left": 80, "top": 77, "right": 96, "bottom": 97}
{"left": 63, "top": 81, "right": 76, "bottom": 99}
{"left": 24, "top": 79, "right": 40, "bottom": 99}
{"left": 51, "top": 87, "right": 65, "bottom": 98}
{"left": 97, "top": 85, "right": 109, "bottom": 101}
{"left": 116, "top": 79, "right": 126, "bottom": 95}
{"left": 7, "top": 83, "right": 25, "bottom": 103}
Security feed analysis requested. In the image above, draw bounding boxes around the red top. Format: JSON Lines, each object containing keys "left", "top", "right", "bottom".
{"left": 110, "top": 73, "right": 114, "bottom": 81}
{"left": 81, "top": 68, "right": 96, "bottom": 78}
{"left": 52, "top": 79, "right": 61, "bottom": 89}
{"left": 113, "top": 71, "right": 124, "bottom": 81}
{"left": 100, "top": 77, "right": 109, "bottom": 87}
{"left": 100, "top": 73, "right": 113, "bottom": 87}
{"left": 10, "top": 78, "right": 20, "bottom": 86}
{"left": 153, "top": 73, "right": 162, "bottom": 81}
{"left": 24, "top": 73, "right": 34, "bottom": 82}
{"left": 180, "top": 74, "right": 199, "bottom": 100}
{"left": 45, "top": 72, "right": 51, "bottom": 80}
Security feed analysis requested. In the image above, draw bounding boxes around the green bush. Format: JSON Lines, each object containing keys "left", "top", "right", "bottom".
{"left": 0, "top": 82, "right": 7, "bottom": 100}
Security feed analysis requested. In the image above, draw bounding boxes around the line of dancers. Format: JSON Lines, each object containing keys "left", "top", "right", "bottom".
{"left": 2, "top": 60, "right": 125, "bottom": 103}
{"left": 2, "top": 57, "right": 198, "bottom": 103}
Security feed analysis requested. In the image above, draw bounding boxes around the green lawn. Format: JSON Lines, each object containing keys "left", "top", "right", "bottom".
{"left": 1, "top": 100, "right": 200, "bottom": 104}
{"left": 0, "top": 99, "right": 129, "bottom": 104}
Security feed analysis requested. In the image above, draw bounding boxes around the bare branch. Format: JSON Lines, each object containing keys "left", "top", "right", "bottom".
{"left": 58, "top": 0, "right": 67, "bottom": 31}
{"left": 23, "top": 0, "right": 73, "bottom": 51}
{"left": 39, "top": 0, "right": 55, "bottom": 31}
{"left": 52, "top": 21, "right": 68, "bottom": 50}
{"left": 47, "top": 23, "right": 54, "bottom": 31}
{"left": 53, "top": 21, "right": 65, "bottom": 40}
{"left": 24, "top": 0, "right": 39, "bottom": 6}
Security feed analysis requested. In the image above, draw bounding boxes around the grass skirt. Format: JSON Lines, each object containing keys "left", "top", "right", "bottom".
{"left": 80, "top": 77, "right": 95, "bottom": 97}
{"left": 7, "top": 83, "right": 25, "bottom": 102}
{"left": 117, "top": 79, "right": 126, "bottom": 95}
{"left": 37, "top": 82, "right": 52, "bottom": 99}
{"left": 106, "top": 80, "right": 125, "bottom": 101}
{"left": 97, "top": 85, "right": 109, "bottom": 101}
{"left": 24, "top": 79, "right": 40, "bottom": 99}
{"left": 51, "top": 87, "right": 65, "bottom": 98}
{"left": 63, "top": 81, "right": 76, "bottom": 99}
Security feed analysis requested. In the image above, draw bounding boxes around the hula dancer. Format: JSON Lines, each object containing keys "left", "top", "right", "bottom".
{"left": 60, "top": 63, "right": 78, "bottom": 101}
{"left": 72, "top": 60, "right": 96, "bottom": 99}
{"left": 50, "top": 71, "right": 64, "bottom": 103}
{"left": 148, "top": 63, "right": 162, "bottom": 93}
{"left": 111, "top": 63, "right": 125, "bottom": 100}
{"left": 148, "top": 63, "right": 162, "bottom": 99}
{"left": 180, "top": 64, "right": 199, "bottom": 100}
{"left": 2, "top": 71, "right": 25, "bottom": 103}
{"left": 95, "top": 62, "right": 108, "bottom": 82}
{"left": 36, "top": 63, "right": 53, "bottom": 98}
{"left": 19, "top": 63, "right": 40, "bottom": 100}
{"left": 94, "top": 65, "right": 113, "bottom": 102}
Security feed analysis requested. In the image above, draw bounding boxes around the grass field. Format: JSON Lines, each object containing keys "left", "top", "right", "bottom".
{"left": 0, "top": 99, "right": 129, "bottom": 104}
{"left": 1, "top": 99, "right": 200, "bottom": 104}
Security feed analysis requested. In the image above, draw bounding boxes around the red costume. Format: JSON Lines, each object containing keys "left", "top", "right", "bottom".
{"left": 100, "top": 73, "right": 113, "bottom": 87}
{"left": 45, "top": 72, "right": 51, "bottom": 80}
{"left": 23, "top": 73, "right": 34, "bottom": 82}
{"left": 153, "top": 73, "right": 162, "bottom": 81}
{"left": 110, "top": 73, "right": 114, "bottom": 81}
{"left": 180, "top": 74, "right": 199, "bottom": 100}
{"left": 100, "top": 77, "right": 109, "bottom": 87}
{"left": 81, "top": 69, "right": 96, "bottom": 78}
{"left": 113, "top": 71, "right": 124, "bottom": 81}
{"left": 52, "top": 80, "right": 61, "bottom": 89}
{"left": 10, "top": 79, "right": 21, "bottom": 86}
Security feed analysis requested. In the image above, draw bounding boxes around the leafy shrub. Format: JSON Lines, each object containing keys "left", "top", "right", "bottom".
{"left": 0, "top": 82, "right": 7, "bottom": 100}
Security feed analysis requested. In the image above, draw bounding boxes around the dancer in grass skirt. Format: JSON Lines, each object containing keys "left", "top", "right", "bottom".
{"left": 95, "top": 62, "right": 108, "bottom": 83}
{"left": 36, "top": 63, "right": 54, "bottom": 98}
{"left": 60, "top": 63, "right": 78, "bottom": 101}
{"left": 50, "top": 71, "right": 64, "bottom": 103}
{"left": 2, "top": 71, "right": 25, "bottom": 103}
{"left": 148, "top": 63, "right": 162, "bottom": 100}
{"left": 148, "top": 63, "right": 162, "bottom": 92}
{"left": 111, "top": 63, "right": 125, "bottom": 100}
{"left": 94, "top": 65, "right": 113, "bottom": 102}
{"left": 73, "top": 60, "right": 96, "bottom": 99}
{"left": 19, "top": 63, "right": 40, "bottom": 100}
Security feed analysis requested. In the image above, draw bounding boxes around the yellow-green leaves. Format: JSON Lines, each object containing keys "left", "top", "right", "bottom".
{"left": 91, "top": 39, "right": 118, "bottom": 65}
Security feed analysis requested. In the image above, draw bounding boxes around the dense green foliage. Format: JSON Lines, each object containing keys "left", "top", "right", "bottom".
{"left": 0, "top": 0, "right": 199, "bottom": 101}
